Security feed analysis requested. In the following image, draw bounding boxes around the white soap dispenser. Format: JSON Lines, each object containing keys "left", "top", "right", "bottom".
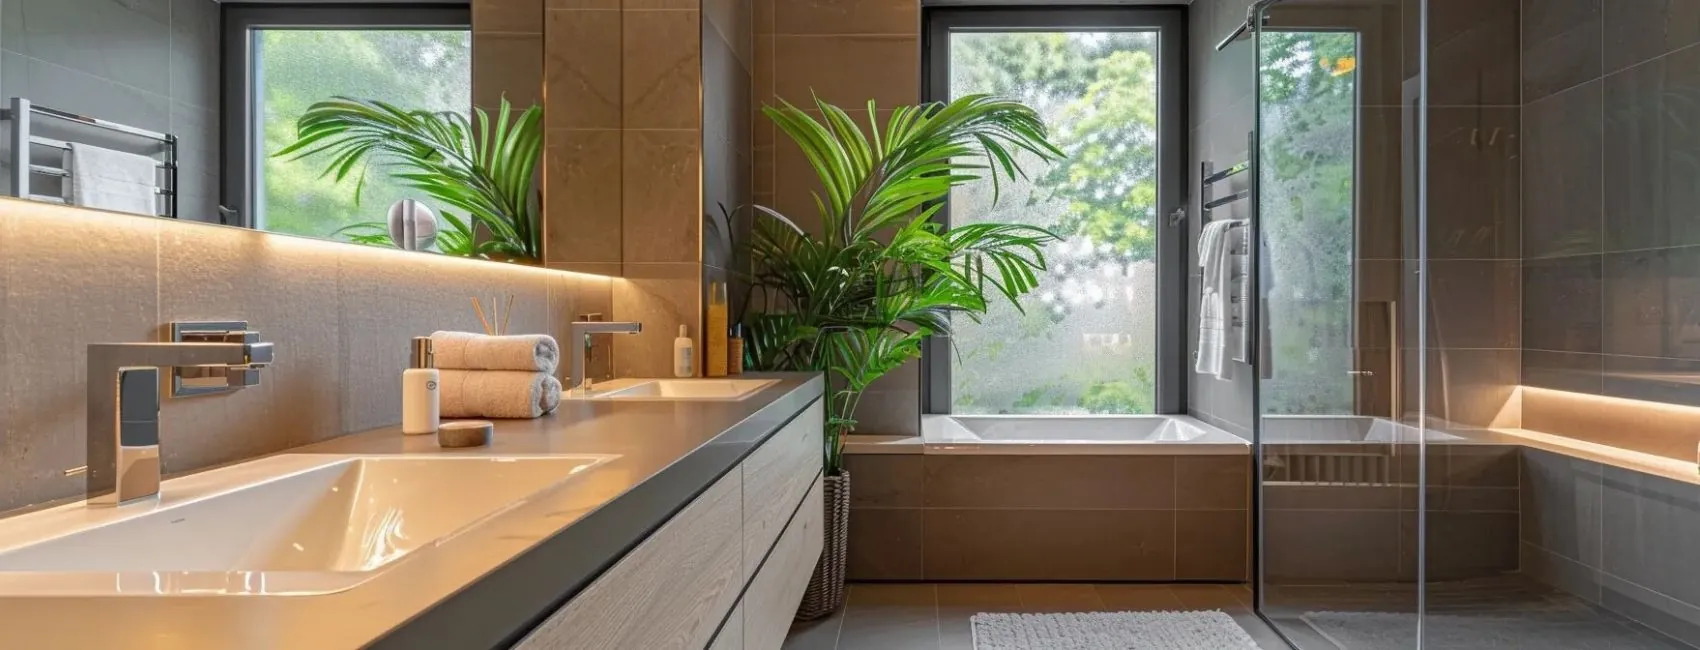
{"left": 403, "top": 337, "right": 440, "bottom": 435}
{"left": 673, "top": 325, "right": 695, "bottom": 378}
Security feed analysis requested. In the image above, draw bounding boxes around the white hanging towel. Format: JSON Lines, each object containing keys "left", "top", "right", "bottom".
{"left": 68, "top": 143, "right": 158, "bottom": 215}
{"left": 1195, "top": 219, "right": 1233, "bottom": 379}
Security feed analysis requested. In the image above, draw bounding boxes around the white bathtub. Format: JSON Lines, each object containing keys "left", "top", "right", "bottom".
{"left": 1259, "top": 415, "right": 1464, "bottom": 444}
{"left": 920, "top": 414, "right": 1249, "bottom": 455}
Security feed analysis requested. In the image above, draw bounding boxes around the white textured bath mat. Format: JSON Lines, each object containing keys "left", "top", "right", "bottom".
{"left": 972, "top": 610, "right": 1262, "bottom": 649}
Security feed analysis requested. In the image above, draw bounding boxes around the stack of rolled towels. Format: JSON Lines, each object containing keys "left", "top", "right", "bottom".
{"left": 429, "top": 331, "right": 563, "bottom": 419}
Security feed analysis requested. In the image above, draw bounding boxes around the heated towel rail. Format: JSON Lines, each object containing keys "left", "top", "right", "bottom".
{"left": 1, "top": 97, "right": 178, "bottom": 218}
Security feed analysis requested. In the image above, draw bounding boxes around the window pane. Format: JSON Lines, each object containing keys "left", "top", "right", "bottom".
{"left": 948, "top": 31, "right": 1160, "bottom": 415}
{"left": 256, "top": 29, "right": 471, "bottom": 241}
{"left": 1258, "top": 31, "right": 1358, "bottom": 415}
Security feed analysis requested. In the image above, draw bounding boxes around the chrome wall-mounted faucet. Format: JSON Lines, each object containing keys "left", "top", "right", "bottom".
{"left": 568, "top": 318, "right": 642, "bottom": 392}
{"left": 84, "top": 323, "right": 274, "bottom": 506}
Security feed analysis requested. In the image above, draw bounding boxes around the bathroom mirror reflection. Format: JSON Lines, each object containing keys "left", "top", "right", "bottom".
{"left": 0, "top": 1, "right": 564, "bottom": 268}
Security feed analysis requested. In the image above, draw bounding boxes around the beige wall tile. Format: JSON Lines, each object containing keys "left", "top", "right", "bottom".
{"left": 923, "top": 509, "right": 1176, "bottom": 581}
{"left": 622, "top": 129, "right": 702, "bottom": 263}
{"left": 337, "top": 249, "right": 554, "bottom": 433}
{"left": 549, "top": 0, "right": 618, "bottom": 8}
{"left": 924, "top": 455, "right": 1176, "bottom": 509}
{"left": 0, "top": 200, "right": 620, "bottom": 514}
{"left": 624, "top": 0, "right": 696, "bottom": 8}
{"left": 613, "top": 263, "right": 702, "bottom": 377}
{"left": 846, "top": 507, "right": 923, "bottom": 580}
{"left": 773, "top": 35, "right": 918, "bottom": 108}
{"left": 473, "top": 32, "right": 544, "bottom": 109}
{"left": 0, "top": 205, "right": 159, "bottom": 511}
{"left": 475, "top": 0, "right": 544, "bottom": 34}
{"left": 545, "top": 10, "right": 622, "bottom": 130}
{"left": 157, "top": 224, "right": 343, "bottom": 464}
{"left": 545, "top": 129, "right": 623, "bottom": 266}
{"left": 773, "top": 0, "right": 917, "bottom": 36}
{"left": 753, "top": 0, "right": 772, "bottom": 35}
{"left": 1176, "top": 455, "right": 1250, "bottom": 510}
{"left": 623, "top": 9, "right": 702, "bottom": 129}
{"left": 843, "top": 453, "right": 923, "bottom": 507}
{"left": 1176, "top": 510, "right": 1249, "bottom": 581}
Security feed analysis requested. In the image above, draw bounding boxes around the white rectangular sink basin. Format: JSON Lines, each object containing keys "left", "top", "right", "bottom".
{"left": 0, "top": 453, "right": 615, "bottom": 596}
{"left": 570, "top": 378, "right": 778, "bottom": 401}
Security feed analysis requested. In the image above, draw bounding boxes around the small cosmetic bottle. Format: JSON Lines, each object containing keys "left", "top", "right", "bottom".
{"left": 403, "top": 337, "right": 440, "bottom": 435}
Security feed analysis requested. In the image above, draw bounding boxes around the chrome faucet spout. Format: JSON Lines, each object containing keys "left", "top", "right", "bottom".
{"left": 85, "top": 338, "right": 274, "bottom": 507}
{"left": 568, "top": 321, "right": 642, "bottom": 392}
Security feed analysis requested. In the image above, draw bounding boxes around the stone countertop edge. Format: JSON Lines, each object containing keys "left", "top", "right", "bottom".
{"left": 367, "top": 373, "right": 826, "bottom": 650}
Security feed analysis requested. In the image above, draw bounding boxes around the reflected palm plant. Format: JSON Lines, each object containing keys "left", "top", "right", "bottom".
{"left": 275, "top": 96, "right": 543, "bottom": 262}
{"left": 744, "top": 95, "right": 1065, "bottom": 473}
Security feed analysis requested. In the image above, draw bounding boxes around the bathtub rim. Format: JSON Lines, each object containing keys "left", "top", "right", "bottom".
{"left": 848, "top": 414, "right": 1252, "bottom": 456}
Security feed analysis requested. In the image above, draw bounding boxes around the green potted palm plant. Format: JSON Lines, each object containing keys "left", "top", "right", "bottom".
{"left": 276, "top": 96, "right": 544, "bottom": 263}
{"left": 744, "top": 94, "right": 1063, "bottom": 619}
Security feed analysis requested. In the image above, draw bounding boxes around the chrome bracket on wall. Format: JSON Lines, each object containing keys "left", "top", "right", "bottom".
{"left": 169, "top": 320, "right": 266, "bottom": 398}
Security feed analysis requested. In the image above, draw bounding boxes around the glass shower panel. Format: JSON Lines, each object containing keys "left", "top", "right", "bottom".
{"left": 1253, "top": 1, "right": 1423, "bottom": 647}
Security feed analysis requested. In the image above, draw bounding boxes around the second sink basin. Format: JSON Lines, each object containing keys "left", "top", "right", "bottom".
{"left": 570, "top": 378, "right": 778, "bottom": 401}
{"left": 0, "top": 453, "right": 615, "bottom": 596}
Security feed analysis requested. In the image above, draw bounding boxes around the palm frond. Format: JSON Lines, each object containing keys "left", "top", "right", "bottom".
{"left": 278, "top": 95, "right": 544, "bottom": 262}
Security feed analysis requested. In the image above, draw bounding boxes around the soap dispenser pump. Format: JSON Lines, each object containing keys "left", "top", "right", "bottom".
{"left": 403, "top": 337, "right": 440, "bottom": 435}
{"left": 673, "top": 325, "right": 695, "bottom": 378}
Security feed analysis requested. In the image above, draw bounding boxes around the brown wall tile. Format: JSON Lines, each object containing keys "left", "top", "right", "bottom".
{"left": 613, "top": 262, "right": 702, "bottom": 377}
{"left": 622, "top": 130, "right": 702, "bottom": 263}
{"left": 1176, "top": 510, "right": 1249, "bottom": 581}
{"left": 847, "top": 508, "right": 924, "bottom": 580}
{"left": 546, "top": 10, "right": 622, "bottom": 130}
{"left": 1176, "top": 456, "right": 1250, "bottom": 510}
{"left": 546, "top": 129, "right": 623, "bottom": 267}
{"left": 772, "top": 35, "right": 918, "bottom": 108}
{"left": 773, "top": 0, "right": 916, "bottom": 36}
{"left": 473, "top": 32, "right": 544, "bottom": 110}
{"left": 843, "top": 453, "right": 923, "bottom": 507}
{"left": 475, "top": 0, "right": 544, "bottom": 34}
{"left": 623, "top": 9, "right": 702, "bottom": 130}
{"left": 924, "top": 455, "right": 1176, "bottom": 510}
{"left": 923, "top": 509, "right": 1176, "bottom": 581}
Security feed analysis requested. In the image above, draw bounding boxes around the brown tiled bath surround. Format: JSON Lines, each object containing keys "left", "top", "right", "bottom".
{"left": 842, "top": 452, "right": 1251, "bottom": 582}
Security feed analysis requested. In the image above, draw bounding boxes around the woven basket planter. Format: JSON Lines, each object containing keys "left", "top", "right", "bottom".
{"left": 794, "top": 470, "right": 850, "bottom": 621}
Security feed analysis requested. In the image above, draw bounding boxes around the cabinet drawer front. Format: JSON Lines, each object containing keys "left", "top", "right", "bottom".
{"left": 744, "top": 478, "right": 825, "bottom": 650}
{"left": 742, "top": 400, "right": 824, "bottom": 579}
{"left": 515, "top": 471, "right": 744, "bottom": 650}
{"left": 708, "top": 603, "right": 743, "bottom": 650}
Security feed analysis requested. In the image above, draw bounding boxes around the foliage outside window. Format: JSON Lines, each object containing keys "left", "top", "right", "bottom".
{"left": 1259, "top": 31, "right": 1358, "bottom": 416}
{"left": 257, "top": 29, "right": 471, "bottom": 242}
{"left": 947, "top": 31, "right": 1161, "bottom": 415}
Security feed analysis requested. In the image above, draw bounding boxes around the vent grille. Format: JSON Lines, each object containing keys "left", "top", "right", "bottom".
{"left": 1264, "top": 452, "right": 1394, "bottom": 486}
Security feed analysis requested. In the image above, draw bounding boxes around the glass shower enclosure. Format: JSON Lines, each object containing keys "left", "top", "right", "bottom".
{"left": 1239, "top": 0, "right": 1697, "bottom": 648}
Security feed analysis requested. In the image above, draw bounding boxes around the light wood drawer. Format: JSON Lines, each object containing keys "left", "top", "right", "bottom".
{"left": 742, "top": 400, "right": 824, "bottom": 580}
{"left": 514, "top": 470, "right": 745, "bottom": 650}
{"left": 708, "top": 603, "right": 744, "bottom": 650}
{"left": 743, "top": 478, "right": 825, "bottom": 650}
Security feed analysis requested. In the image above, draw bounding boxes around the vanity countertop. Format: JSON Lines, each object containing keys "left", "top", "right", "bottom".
{"left": 0, "top": 372, "right": 825, "bottom": 650}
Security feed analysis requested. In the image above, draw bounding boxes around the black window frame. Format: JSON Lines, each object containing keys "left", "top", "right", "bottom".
{"left": 919, "top": 5, "right": 1189, "bottom": 416}
{"left": 220, "top": 3, "right": 471, "bottom": 230}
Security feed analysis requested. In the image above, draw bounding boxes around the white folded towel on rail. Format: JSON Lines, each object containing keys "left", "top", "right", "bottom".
{"left": 68, "top": 143, "right": 157, "bottom": 215}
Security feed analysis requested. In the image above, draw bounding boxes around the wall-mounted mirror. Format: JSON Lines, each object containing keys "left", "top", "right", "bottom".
{"left": 0, "top": 1, "right": 556, "bottom": 267}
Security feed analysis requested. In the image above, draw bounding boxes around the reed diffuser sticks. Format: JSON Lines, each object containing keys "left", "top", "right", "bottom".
{"left": 470, "top": 294, "right": 516, "bottom": 335}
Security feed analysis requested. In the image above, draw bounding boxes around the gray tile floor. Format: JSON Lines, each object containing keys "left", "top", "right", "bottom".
{"left": 782, "top": 583, "right": 1291, "bottom": 650}
{"left": 1263, "top": 576, "right": 1696, "bottom": 650}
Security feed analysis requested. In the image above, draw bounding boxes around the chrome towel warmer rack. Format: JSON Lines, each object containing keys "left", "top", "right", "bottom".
{"left": 1, "top": 97, "right": 178, "bottom": 218}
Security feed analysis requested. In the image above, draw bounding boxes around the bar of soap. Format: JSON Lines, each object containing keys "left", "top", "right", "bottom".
{"left": 438, "top": 420, "right": 493, "bottom": 448}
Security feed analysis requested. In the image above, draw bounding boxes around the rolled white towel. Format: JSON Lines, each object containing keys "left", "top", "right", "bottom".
{"left": 438, "top": 370, "right": 562, "bottom": 419}
{"left": 430, "top": 331, "right": 560, "bottom": 374}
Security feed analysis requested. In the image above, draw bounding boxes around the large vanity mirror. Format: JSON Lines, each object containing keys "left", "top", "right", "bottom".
{"left": 2, "top": 1, "right": 562, "bottom": 268}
